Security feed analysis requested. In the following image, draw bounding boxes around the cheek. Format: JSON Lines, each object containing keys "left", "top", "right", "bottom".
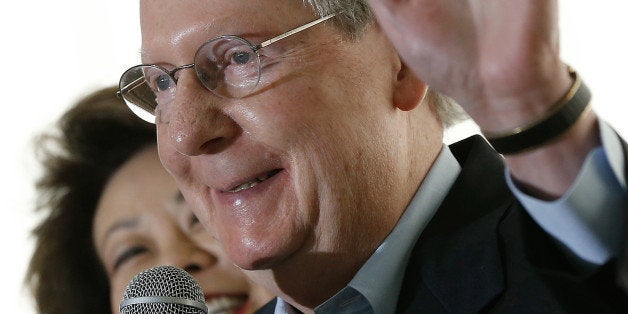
{"left": 157, "top": 133, "right": 191, "bottom": 180}
{"left": 109, "top": 274, "right": 132, "bottom": 311}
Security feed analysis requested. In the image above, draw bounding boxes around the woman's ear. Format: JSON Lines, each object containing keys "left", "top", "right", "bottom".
{"left": 393, "top": 62, "right": 428, "bottom": 111}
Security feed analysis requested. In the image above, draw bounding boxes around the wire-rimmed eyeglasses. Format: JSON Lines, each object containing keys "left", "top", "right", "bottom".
{"left": 118, "top": 13, "right": 338, "bottom": 124}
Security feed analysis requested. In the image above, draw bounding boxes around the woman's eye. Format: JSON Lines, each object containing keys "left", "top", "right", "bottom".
{"left": 189, "top": 214, "right": 202, "bottom": 229}
{"left": 113, "top": 246, "right": 148, "bottom": 271}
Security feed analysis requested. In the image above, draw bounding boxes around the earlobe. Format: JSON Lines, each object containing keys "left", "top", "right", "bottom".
{"left": 393, "top": 62, "right": 428, "bottom": 111}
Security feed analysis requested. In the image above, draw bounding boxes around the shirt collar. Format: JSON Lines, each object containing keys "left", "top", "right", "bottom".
{"left": 312, "top": 144, "right": 462, "bottom": 314}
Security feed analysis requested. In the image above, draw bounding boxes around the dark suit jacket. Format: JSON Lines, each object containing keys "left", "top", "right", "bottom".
{"left": 257, "top": 135, "right": 628, "bottom": 313}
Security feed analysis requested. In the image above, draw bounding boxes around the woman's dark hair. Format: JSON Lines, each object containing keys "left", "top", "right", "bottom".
{"left": 25, "top": 86, "right": 156, "bottom": 314}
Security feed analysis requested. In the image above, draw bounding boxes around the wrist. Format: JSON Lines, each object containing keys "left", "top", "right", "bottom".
{"left": 505, "top": 111, "right": 600, "bottom": 199}
{"left": 479, "top": 66, "right": 591, "bottom": 155}
{"left": 471, "top": 64, "right": 574, "bottom": 134}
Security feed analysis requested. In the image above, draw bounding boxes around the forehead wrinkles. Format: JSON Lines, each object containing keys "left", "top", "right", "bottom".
{"left": 171, "top": 23, "right": 215, "bottom": 47}
{"left": 141, "top": 22, "right": 215, "bottom": 63}
{"left": 140, "top": 2, "right": 314, "bottom": 63}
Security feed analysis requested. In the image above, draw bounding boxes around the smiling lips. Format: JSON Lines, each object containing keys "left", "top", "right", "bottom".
{"left": 205, "top": 294, "right": 249, "bottom": 314}
{"left": 227, "top": 169, "right": 282, "bottom": 193}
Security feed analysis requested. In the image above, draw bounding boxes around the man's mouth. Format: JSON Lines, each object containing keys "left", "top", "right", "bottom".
{"left": 228, "top": 169, "right": 282, "bottom": 193}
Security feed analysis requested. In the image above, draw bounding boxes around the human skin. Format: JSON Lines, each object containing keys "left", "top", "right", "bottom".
{"left": 366, "top": 0, "right": 600, "bottom": 198}
{"left": 93, "top": 146, "right": 273, "bottom": 313}
{"left": 140, "top": 0, "right": 443, "bottom": 309}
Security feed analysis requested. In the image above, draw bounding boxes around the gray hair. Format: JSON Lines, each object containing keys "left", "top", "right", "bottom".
{"left": 303, "top": 0, "right": 374, "bottom": 37}
{"left": 303, "top": 0, "right": 468, "bottom": 127}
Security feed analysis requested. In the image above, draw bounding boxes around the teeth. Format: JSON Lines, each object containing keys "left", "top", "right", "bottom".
{"left": 228, "top": 170, "right": 279, "bottom": 193}
{"left": 229, "top": 179, "right": 262, "bottom": 193}
{"left": 256, "top": 172, "right": 273, "bottom": 181}
{"left": 206, "top": 295, "right": 246, "bottom": 314}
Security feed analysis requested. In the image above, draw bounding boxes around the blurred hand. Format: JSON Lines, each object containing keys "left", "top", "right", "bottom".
{"left": 367, "top": 0, "right": 571, "bottom": 132}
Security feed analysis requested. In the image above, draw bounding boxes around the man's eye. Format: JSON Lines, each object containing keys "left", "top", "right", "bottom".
{"left": 113, "top": 246, "right": 148, "bottom": 271}
{"left": 231, "top": 51, "right": 252, "bottom": 64}
{"left": 155, "top": 75, "right": 174, "bottom": 91}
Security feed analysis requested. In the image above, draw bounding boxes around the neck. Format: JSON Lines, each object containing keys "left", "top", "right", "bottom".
{"left": 251, "top": 108, "right": 445, "bottom": 312}
{"left": 251, "top": 245, "right": 369, "bottom": 312}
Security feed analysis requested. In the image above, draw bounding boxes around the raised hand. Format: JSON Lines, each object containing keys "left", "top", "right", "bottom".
{"left": 367, "top": 0, "right": 572, "bottom": 133}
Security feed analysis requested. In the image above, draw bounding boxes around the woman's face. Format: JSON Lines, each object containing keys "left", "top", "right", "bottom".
{"left": 93, "top": 146, "right": 273, "bottom": 313}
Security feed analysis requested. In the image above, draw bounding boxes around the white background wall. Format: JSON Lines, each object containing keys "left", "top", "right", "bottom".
{"left": 1, "top": 1, "right": 626, "bottom": 312}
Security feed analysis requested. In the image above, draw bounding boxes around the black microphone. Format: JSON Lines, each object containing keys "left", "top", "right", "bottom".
{"left": 120, "top": 265, "right": 208, "bottom": 314}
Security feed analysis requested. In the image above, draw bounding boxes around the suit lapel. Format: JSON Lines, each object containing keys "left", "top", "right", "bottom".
{"left": 621, "top": 131, "right": 628, "bottom": 183}
{"left": 617, "top": 134, "right": 628, "bottom": 292}
{"left": 398, "top": 136, "right": 514, "bottom": 313}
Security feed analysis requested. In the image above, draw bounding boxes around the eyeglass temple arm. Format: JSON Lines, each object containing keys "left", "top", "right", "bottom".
{"left": 118, "top": 76, "right": 147, "bottom": 100}
{"left": 118, "top": 13, "right": 339, "bottom": 98}
{"left": 256, "top": 13, "right": 337, "bottom": 49}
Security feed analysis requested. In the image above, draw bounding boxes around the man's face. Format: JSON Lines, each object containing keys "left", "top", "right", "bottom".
{"left": 140, "top": 0, "right": 429, "bottom": 273}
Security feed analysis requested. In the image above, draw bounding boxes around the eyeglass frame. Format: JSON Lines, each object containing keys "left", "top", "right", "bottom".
{"left": 117, "top": 12, "right": 339, "bottom": 120}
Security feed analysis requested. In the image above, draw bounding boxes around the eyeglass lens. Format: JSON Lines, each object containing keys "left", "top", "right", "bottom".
{"left": 119, "top": 13, "right": 338, "bottom": 124}
{"left": 119, "top": 36, "right": 261, "bottom": 124}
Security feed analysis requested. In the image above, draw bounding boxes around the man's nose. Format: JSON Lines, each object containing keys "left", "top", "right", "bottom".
{"left": 164, "top": 73, "right": 240, "bottom": 157}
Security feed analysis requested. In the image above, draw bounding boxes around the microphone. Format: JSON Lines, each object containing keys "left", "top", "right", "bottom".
{"left": 120, "top": 265, "right": 208, "bottom": 314}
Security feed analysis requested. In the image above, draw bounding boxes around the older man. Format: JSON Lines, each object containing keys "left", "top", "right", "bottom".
{"left": 118, "top": 0, "right": 627, "bottom": 312}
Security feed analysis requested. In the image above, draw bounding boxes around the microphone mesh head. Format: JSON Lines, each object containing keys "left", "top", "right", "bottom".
{"left": 120, "top": 265, "right": 206, "bottom": 314}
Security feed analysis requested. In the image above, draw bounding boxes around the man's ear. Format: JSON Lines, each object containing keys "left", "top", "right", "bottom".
{"left": 393, "top": 62, "right": 428, "bottom": 111}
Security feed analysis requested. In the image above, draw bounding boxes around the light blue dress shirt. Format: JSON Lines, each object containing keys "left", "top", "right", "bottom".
{"left": 509, "top": 121, "right": 627, "bottom": 267}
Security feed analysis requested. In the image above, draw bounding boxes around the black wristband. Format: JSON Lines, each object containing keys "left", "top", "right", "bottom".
{"left": 485, "top": 68, "right": 591, "bottom": 155}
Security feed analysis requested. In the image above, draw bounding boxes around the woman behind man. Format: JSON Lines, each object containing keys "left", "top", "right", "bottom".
{"left": 25, "top": 86, "right": 273, "bottom": 314}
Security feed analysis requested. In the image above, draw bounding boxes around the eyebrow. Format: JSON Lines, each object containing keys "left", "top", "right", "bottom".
{"left": 101, "top": 218, "right": 139, "bottom": 249}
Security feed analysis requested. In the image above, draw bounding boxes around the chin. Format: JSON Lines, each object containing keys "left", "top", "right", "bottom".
{"left": 223, "top": 231, "right": 304, "bottom": 271}
{"left": 228, "top": 245, "right": 291, "bottom": 271}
